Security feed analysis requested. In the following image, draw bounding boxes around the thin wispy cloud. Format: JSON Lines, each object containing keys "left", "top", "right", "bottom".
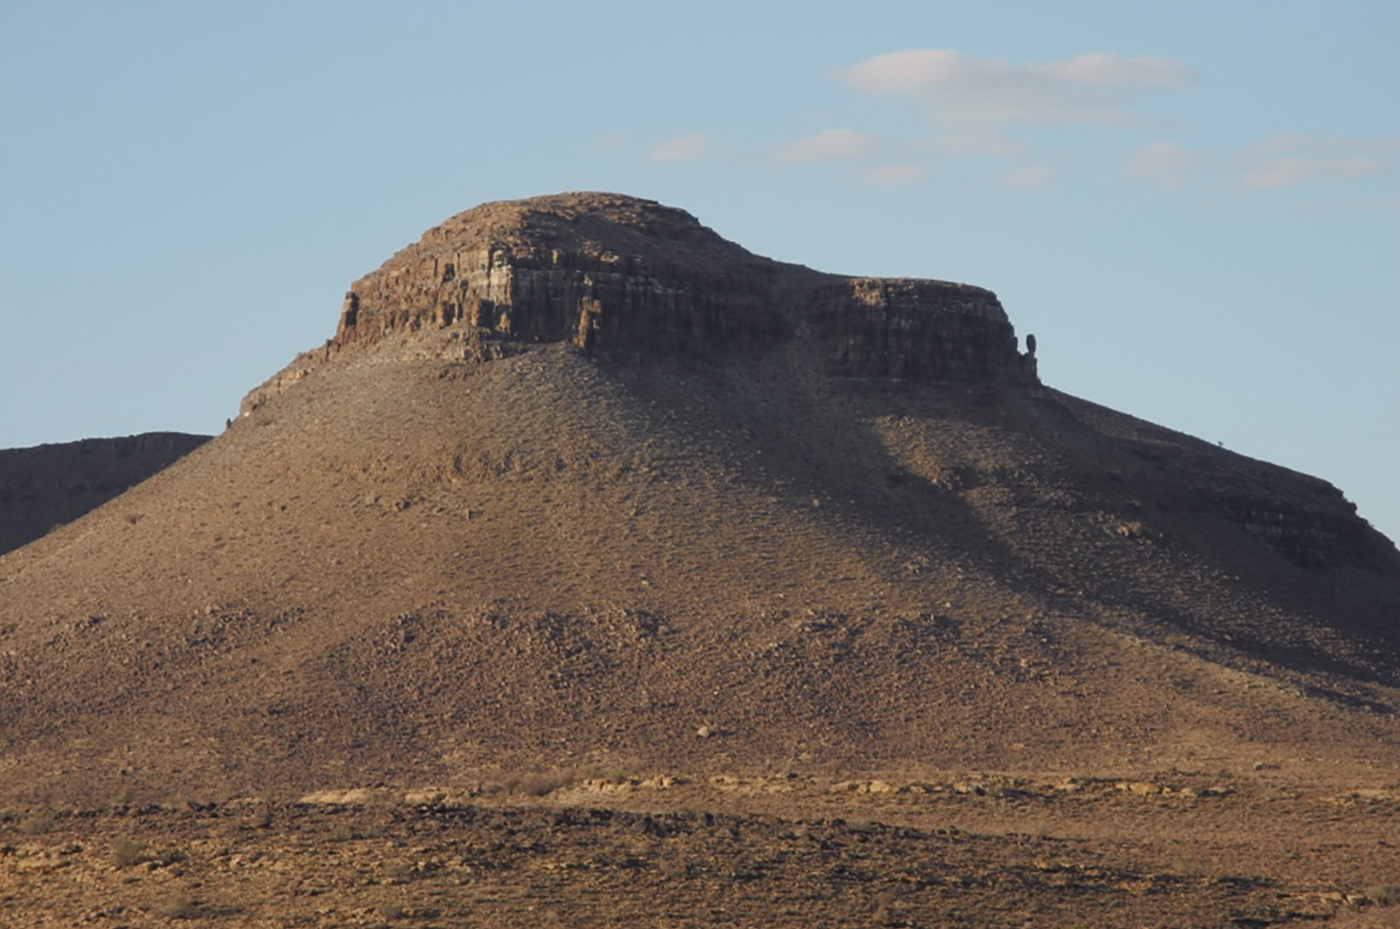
{"left": 648, "top": 132, "right": 710, "bottom": 163}
{"left": 615, "top": 61, "right": 1391, "bottom": 204}
{"left": 1242, "top": 156, "right": 1385, "bottom": 190}
{"left": 1238, "top": 135, "right": 1396, "bottom": 190}
{"left": 1125, "top": 141, "right": 1202, "bottom": 189}
{"left": 1120, "top": 135, "right": 1397, "bottom": 194}
{"left": 919, "top": 131, "right": 1026, "bottom": 158}
{"left": 834, "top": 49, "right": 1197, "bottom": 127}
{"left": 859, "top": 163, "right": 928, "bottom": 187}
{"left": 773, "top": 128, "right": 879, "bottom": 164}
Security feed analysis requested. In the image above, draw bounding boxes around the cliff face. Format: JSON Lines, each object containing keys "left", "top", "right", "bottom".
{"left": 804, "top": 277, "right": 1032, "bottom": 382}
{"left": 336, "top": 239, "right": 790, "bottom": 358}
{"left": 242, "top": 193, "right": 1036, "bottom": 416}
{"left": 332, "top": 193, "right": 794, "bottom": 358}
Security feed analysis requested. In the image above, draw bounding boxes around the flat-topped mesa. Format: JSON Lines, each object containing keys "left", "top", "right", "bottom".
{"left": 241, "top": 193, "right": 1037, "bottom": 414}
{"left": 334, "top": 192, "right": 792, "bottom": 358}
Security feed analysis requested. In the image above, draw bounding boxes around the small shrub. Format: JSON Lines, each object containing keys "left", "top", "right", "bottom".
{"left": 1171, "top": 855, "right": 1202, "bottom": 877}
{"left": 871, "top": 890, "right": 898, "bottom": 926}
{"left": 111, "top": 837, "right": 145, "bottom": 868}
{"left": 501, "top": 770, "right": 574, "bottom": 797}
{"left": 156, "top": 847, "right": 188, "bottom": 866}
{"left": 17, "top": 810, "right": 56, "bottom": 835}
{"left": 522, "top": 772, "right": 570, "bottom": 796}
{"left": 382, "top": 859, "right": 414, "bottom": 883}
{"left": 156, "top": 892, "right": 199, "bottom": 919}
{"left": 1369, "top": 884, "right": 1400, "bottom": 906}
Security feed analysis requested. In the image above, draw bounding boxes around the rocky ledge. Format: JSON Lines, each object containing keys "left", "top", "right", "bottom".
{"left": 242, "top": 193, "right": 1037, "bottom": 414}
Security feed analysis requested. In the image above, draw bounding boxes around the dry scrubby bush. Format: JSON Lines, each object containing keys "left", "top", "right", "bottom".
{"left": 485, "top": 768, "right": 593, "bottom": 798}
{"left": 155, "top": 846, "right": 188, "bottom": 866}
{"left": 1368, "top": 885, "right": 1400, "bottom": 906}
{"left": 575, "top": 763, "right": 632, "bottom": 784}
{"left": 498, "top": 773, "right": 567, "bottom": 797}
{"left": 156, "top": 893, "right": 199, "bottom": 919}
{"left": 111, "top": 837, "right": 145, "bottom": 868}
{"left": 16, "top": 810, "right": 57, "bottom": 835}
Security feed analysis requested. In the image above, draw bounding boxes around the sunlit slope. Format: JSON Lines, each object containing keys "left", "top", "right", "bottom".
{"left": 1, "top": 194, "right": 1395, "bottom": 807}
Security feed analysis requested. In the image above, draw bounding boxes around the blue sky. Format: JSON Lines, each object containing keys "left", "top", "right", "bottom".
{"left": 2, "top": 0, "right": 1397, "bottom": 541}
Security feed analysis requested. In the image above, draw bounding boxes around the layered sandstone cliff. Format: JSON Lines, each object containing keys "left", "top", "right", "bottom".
{"left": 332, "top": 193, "right": 792, "bottom": 358}
{"left": 806, "top": 277, "right": 1029, "bottom": 382}
{"left": 241, "top": 193, "right": 1037, "bottom": 415}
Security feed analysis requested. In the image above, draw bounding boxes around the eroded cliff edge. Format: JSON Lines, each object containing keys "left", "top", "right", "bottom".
{"left": 240, "top": 193, "right": 1037, "bottom": 415}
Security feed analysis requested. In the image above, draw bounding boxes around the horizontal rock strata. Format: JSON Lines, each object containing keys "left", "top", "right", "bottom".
{"left": 243, "top": 193, "right": 1038, "bottom": 414}
{"left": 804, "top": 277, "right": 1032, "bottom": 383}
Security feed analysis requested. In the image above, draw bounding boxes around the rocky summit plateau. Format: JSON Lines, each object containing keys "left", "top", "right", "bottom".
{"left": 2, "top": 192, "right": 1398, "bottom": 928}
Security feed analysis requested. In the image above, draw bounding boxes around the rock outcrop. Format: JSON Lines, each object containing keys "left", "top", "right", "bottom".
{"left": 242, "top": 193, "right": 1037, "bottom": 414}
{"left": 804, "top": 277, "right": 1029, "bottom": 382}
{"left": 332, "top": 193, "right": 792, "bottom": 358}
{"left": 1215, "top": 487, "right": 1387, "bottom": 570}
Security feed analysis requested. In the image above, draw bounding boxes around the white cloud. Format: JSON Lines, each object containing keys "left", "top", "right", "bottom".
{"left": 648, "top": 132, "right": 709, "bottom": 163}
{"left": 1118, "top": 135, "right": 1397, "bottom": 193}
{"left": 774, "top": 128, "right": 879, "bottom": 164}
{"left": 834, "top": 49, "right": 1197, "bottom": 127}
{"left": 1235, "top": 136, "right": 1397, "bottom": 190}
{"left": 919, "top": 131, "right": 1026, "bottom": 158}
{"left": 1125, "top": 141, "right": 1202, "bottom": 189}
{"left": 1241, "top": 156, "right": 1385, "bottom": 190}
{"left": 858, "top": 163, "right": 929, "bottom": 187}
{"left": 1001, "top": 164, "right": 1055, "bottom": 190}
{"left": 1049, "top": 51, "right": 1194, "bottom": 88}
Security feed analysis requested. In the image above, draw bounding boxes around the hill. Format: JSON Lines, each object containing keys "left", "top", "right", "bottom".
{"left": 2, "top": 193, "right": 1397, "bottom": 926}
{"left": 0, "top": 432, "right": 209, "bottom": 557}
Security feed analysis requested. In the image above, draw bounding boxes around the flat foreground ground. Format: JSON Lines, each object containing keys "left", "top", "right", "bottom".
{"left": 5, "top": 768, "right": 1398, "bottom": 928}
